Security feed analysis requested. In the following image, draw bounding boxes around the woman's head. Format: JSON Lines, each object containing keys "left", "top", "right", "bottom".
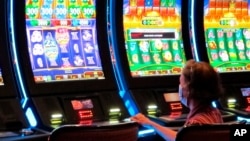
{"left": 180, "top": 59, "right": 223, "bottom": 104}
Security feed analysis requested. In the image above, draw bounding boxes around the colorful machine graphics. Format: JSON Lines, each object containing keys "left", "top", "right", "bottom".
{"left": 240, "top": 87, "right": 250, "bottom": 111}
{"left": 25, "top": 0, "right": 104, "bottom": 83}
{"left": 204, "top": 0, "right": 250, "bottom": 73}
{"left": 0, "top": 68, "right": 3, "bottom": 85}
{"left": 67, "top": 97, "right": 104, "bottom": 124}
{"left": 123, "top": 0, "right": 186, "bottom": 77}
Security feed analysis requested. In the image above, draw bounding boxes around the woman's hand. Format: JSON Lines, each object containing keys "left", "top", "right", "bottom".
{"left": 130, "top": 113, "right": 153, "bottom": 125}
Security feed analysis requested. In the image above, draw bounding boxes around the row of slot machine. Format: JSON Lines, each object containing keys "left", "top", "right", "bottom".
{"left": 0, "top": 0, "right": 250, "bottom": 141}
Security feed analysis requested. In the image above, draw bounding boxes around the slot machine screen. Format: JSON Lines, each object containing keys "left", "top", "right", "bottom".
{"left": 25, "top": 0, "right": 105, "bottom": 83}
{"left": 0, "top": 68, "right": 3, "bottom": 85}
{"left": 204, "top": 0, "right": 250, "bottom": 73}
{"left": 123, "top": 0, "right": 186, "bottom": 77}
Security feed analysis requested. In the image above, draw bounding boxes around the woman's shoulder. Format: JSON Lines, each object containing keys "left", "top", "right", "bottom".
{"left": 185, "top": 108, "right": 223, "bottom": 126}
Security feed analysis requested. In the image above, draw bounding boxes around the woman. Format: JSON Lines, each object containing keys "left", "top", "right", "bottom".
{"left": 131, "top": 60, "right": 224, "bottom": 141}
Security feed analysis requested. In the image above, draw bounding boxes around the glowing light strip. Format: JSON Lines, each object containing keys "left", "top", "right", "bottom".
{"left": 9, "top": 0, "right": 28, "bottom": 108}
{"left": 148, "top": 105, "right": 157, "bottom": 109}
{"left": 190, "top": 0, "right": 200, "bottom": 61}
{"left": 212, "top": 101, "right": 217, "bottom": 108}
{"left": 138, "top": 129, "right": 155, "bottom": 137}
{"left": 228, "top": 99, "right": 237, "bottom": 103}
{"left": 108, "top": 0, "right": 126, "bottom": 91}
{"left": 110, "top": 108, "right": 121, "bottom": 112}
{"left": 51, "top": 114, "right": 63, "bottom": 118}
{"left": 237, "top": 116, "right": 250, "bottom": 122}
{"left": 108, "top": 0, "right": 139, "bottom": 116}
{"left": 26, "top": 108, "right": 37, "bottom": 127}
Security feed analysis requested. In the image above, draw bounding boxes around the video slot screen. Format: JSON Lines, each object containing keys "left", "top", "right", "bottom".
{"left": 123, "top": 0, "right": 186, "bottom": 77}
{"left": 204, "top": 0, "right": 250, "bottom": 73}
{"left": 25, "top": 0, "right": 105, "bottom": 83}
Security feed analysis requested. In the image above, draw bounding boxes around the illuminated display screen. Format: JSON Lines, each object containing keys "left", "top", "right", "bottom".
{"left": 69, "top": 97, "right": 104, "bottom": 123}
{"left": 71, "top": 99, "right": 94, "bottom": 110}
{"left": 0, "top": 68, "right": 3, "bottom": 85}
{"left": 163, "top": 92, "right": 182, "bottom": 111}
{"left": 204, "top": 0, "right": 250, "bottom": 73}
{"left": 25, "top": 0, "right": 105, "bottom": 83}
{"left": 241, "top": 87, "right": 250, "bottom": 97}
{"left": 164, "top": 93, "right": 180, "bottom": 102}
{"left": 71, "top": 99, "right": 94, "bottom": 123}
{"left": 240, "top": 88, "right": 250, "bottom": 111}
{"left": 123, "top": 0, "right": 186, "bottom": 77}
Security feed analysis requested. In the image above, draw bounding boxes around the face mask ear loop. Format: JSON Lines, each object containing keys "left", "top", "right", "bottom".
{"left": 179, "top": 85, "right": 188, "bottom": 107}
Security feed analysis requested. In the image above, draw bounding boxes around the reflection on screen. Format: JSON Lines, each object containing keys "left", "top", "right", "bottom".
{"left": 25, "top": 0, "right": 105, "bottom": 83}
{"left": 204, "top": 0, "right": 250, "bottom": 73}
{"left": 123, "top": 0, "right": 186, "bottom": 77}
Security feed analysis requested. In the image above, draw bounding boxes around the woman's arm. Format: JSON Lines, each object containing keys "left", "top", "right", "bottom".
{"left": 131, "top": 113, "right": 177, "bottom": 141}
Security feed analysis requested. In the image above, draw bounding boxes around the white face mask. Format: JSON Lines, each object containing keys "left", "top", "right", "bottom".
{"left": 179, "top": 85, "right": 188, "bottom": 107}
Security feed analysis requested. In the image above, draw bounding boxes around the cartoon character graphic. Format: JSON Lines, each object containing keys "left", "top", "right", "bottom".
{"left": 153, "top": 53, "right": 161, "bottom": 64}
{"left": 208, "top": 41, "right": 217, "bottom": 49}
{"left": 139, "top": 41, "right": 150, "bottom": 53}
{"left": 219, "top": 50, "right": 229, "bottom": 61}
{"left": 243, "top": 29, "right": 250, "bottom": 39}
{"left": 139, "top": 41, "right": 150, "bottom": 63}
{"left": 235, "top": 39, "right": 245, "bottom": 60}
{"left": 55, "top": 28, "right": 70, "bottom": 53}
{"left": 163, "top": 51, "right": 172, "bottom": 62}
{"left": 235, "top": 39, "right": 245, "bottom": 50}
{"left": 44, "top": 32, "right": 59, "bottom": 66}
{"left": 154, "top": 40, "right": 163, "bottom": 51}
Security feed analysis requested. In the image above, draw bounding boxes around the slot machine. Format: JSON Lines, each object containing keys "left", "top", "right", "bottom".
{"left": 191, "top": 0, "right": 250, "bottom": 121}
{"left": 109, "top": 1, "right": 238, "bottom": 137}
{"left": 0, "top": 1, "right": 49, "bottom": 140}
{"left": 109, "top": 0, "right": 195, "bottom": 131}
{"left": 8, "top": 0, "right": 131, "bottom": 132}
